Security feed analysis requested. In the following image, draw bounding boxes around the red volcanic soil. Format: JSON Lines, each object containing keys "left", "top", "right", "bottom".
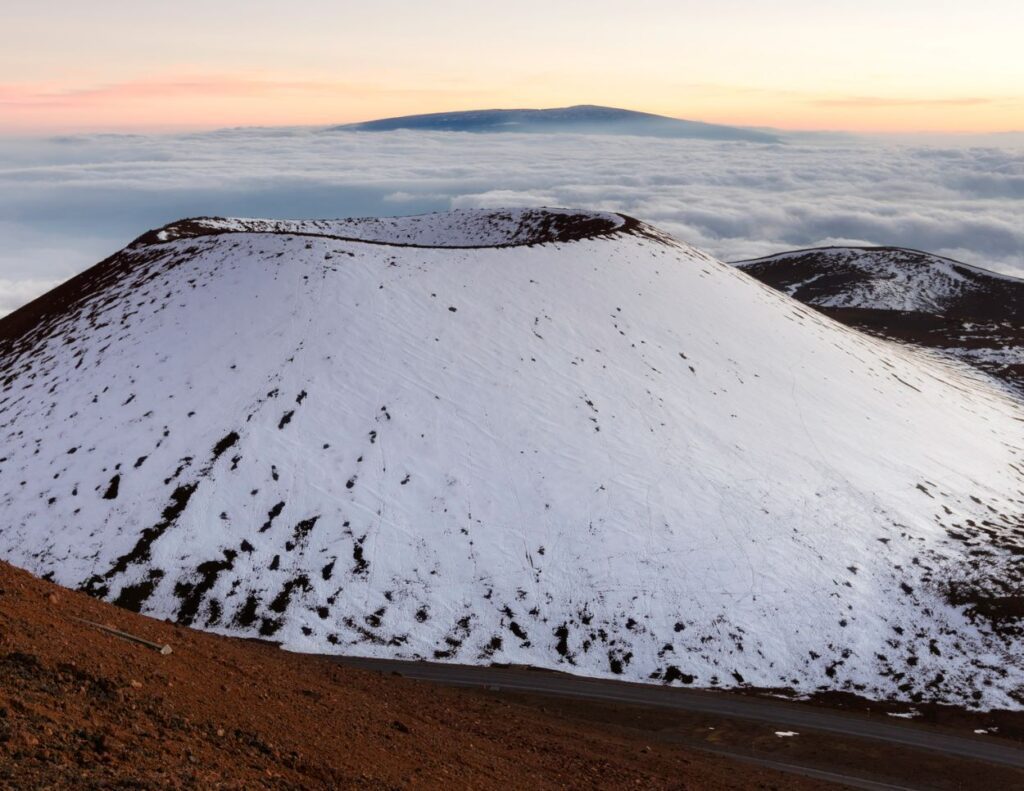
{"left": 0, "top": 561, "right": 823, "bottom": 789}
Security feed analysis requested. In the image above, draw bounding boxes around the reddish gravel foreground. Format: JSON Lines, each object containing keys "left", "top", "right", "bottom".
{"left": 0, "top": 561, "right": 826, "bottom": 789}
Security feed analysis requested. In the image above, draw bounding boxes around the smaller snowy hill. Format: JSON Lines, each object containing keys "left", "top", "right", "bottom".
{"left": 735, "top": 246, "right": 1024, "bottom": 394}
{"left": 332, "top": 105, "right": 779, "bottom": 143}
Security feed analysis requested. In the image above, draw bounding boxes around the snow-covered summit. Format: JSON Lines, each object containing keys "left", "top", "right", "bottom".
{"left": 1, "top": 210, "right": 1022, "bottom": 709}
{"left": 135, "top": 208, "right": 631, "bottom": 250}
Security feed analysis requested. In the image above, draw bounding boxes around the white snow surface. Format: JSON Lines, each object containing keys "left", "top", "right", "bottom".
{"left": 1, "top": 209, "right": 1023, "bottom": 709}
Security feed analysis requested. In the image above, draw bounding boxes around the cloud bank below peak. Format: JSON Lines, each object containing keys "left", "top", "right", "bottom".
{"left": 0, "top": 126, "right": 1021, "bottom": 315}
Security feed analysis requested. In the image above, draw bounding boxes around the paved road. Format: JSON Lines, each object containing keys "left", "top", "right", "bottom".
{"left": 333, "top": 656, "right": 1024, "bottom": 774}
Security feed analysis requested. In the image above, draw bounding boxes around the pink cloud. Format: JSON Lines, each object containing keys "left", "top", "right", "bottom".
{"left": 0, "top": 75, "right": 361, "bottom": 107}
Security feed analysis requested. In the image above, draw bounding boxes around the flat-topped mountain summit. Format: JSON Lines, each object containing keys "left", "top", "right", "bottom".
{"left": 332, "top": 105, "right": 780, "bottom": 143}
{"left": 0, "top": 209, "right": 1021, "bottom": 709}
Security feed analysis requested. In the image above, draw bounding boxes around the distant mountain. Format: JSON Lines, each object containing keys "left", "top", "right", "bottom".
{"left": 331, "top": 105, "right": 779, "bottom": 143}
{"left": 1, "top": 209, "right": 1022, "bottom": 709}
{"left": 735, "top": 246, "right": 1024, "bottom": 394}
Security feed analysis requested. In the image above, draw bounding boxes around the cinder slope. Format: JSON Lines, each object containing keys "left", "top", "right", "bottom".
{"left": 1, "top": 210, "right": 1022, "bottom": 709}
{"left": 2, "top": 559, "right": 816, "bottom": 789}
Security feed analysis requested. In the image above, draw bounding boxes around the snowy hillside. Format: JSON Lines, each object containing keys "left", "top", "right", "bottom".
{"left": 735, "top": 246, "right": 1024, "bottom": 393}
{"left": 1, "top": 210, "right": 1022, "bottom": 710}
{"left": 733, "top": 246, "right": 1024, "bottom": 315}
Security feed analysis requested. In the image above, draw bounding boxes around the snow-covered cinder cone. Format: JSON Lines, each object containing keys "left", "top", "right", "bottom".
{"left": 735, "top": 246, "right": 1024, "bottom": 395}
{"left": 0, "top": 208, "right": 1021, "bottom": 709}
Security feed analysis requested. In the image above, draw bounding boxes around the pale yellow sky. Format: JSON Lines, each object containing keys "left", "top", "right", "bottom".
{"left": 2, "top": 0, "right": 1022, "bottom": 134}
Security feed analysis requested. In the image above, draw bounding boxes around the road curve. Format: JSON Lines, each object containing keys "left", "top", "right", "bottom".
{"left": 332, "top": 656, "right": 1024, "bottom": 771}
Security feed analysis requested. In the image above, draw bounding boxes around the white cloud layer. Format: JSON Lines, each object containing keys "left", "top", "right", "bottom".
{"left": 0, "top": 128, "right": 1021, "bottom": 315}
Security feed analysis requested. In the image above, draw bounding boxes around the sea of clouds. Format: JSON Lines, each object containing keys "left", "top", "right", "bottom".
{"left": 0, "top": 127, "right": 1021, "bottom": 315}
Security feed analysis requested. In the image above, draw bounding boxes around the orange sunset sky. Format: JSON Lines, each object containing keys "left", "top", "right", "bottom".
{"left": 2, "top": 0, "right": 1022, "bottom": 135}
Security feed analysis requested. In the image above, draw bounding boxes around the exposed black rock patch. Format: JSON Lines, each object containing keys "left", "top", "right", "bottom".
{"left": 211, "top": 431, "right": 240, "bottom": 461}
{"left": 102, "top": 474, "right": 120, "bottom": 500}
{"left": 234, "top": 594, "right": 260, "bottom": 628}
{"left": 269, "top": 574, "right": 311, "bottom": 614}
{"left": 662, "top": 665, "right": 694, "bottom": 684}
{"left": 352, "top": 537, "right": 369, "bottom": 576}
{"left": 286, "top": 516, "right": 320, "bottom": 551}
{"left": 259, "top": 501, "right": 286, "bottom": 533}
{"left": 553, "top": 623, "right": 575, "bottom": 664}
{"left": 174, "top": 549, "right": 238, "bottom": 626}
{"left": 112, "top": 569, "right": 165, "bottom": 612}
